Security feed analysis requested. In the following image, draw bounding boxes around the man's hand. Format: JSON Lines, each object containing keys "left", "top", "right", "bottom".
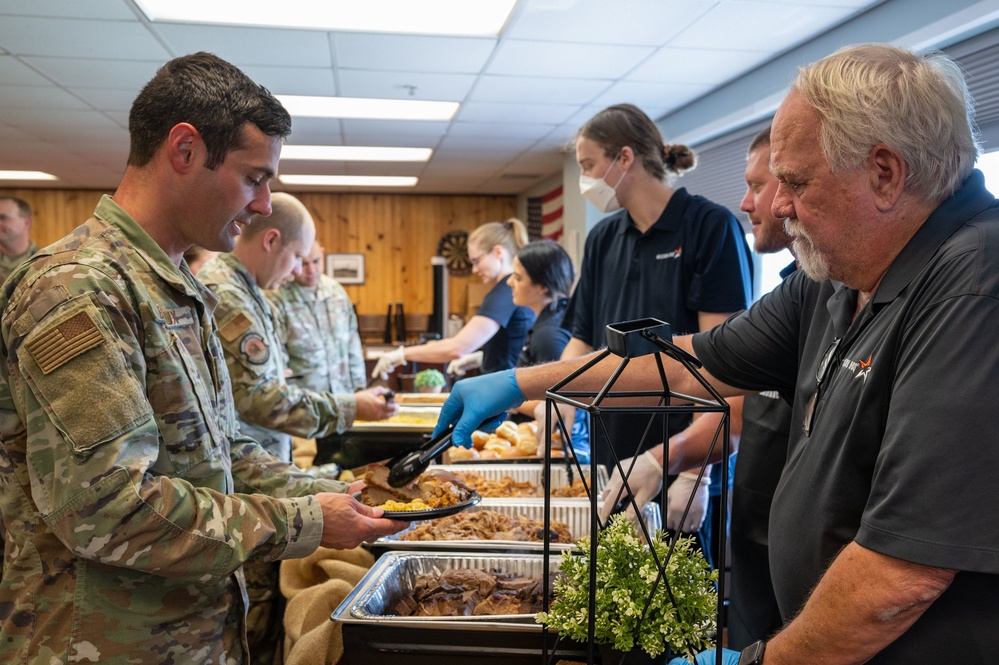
{"left": 666, "top": 470, "right": 711, "bottom": 533}
{"left": 599, "top": 450, "right": 664, "bottom": 525}
{"left": 433, "top": 369, "right": 525, "bottom": 448}
{"left": 532, "top": 400, "right": 577, "bottom": 442}
{"left": 668, "top": 648, "right": 740, "bottom": 665}
{"left": 354, "top": 387, "right": 399, "bottom": 421}
{"left": 446, "top": 350, "right": 483, "bottom": 377}
{"left": 371, "top": 346, "right": 406, "bottom": 380}
{"left": 316, "top": 493, "right": 410, "bottom": 550}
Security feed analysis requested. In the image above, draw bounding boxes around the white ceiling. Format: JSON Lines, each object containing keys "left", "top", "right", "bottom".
{"left": 1, "top": 0, "right": 887, "bottom": 195}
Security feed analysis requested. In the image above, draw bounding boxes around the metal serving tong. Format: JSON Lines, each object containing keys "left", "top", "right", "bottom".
{"left": 386, "top": 427, "right": 454, "bottom": 487}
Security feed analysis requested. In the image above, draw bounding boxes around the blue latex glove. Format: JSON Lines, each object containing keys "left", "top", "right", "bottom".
{"left": 432, "top": 369, "right": 525, "bottom": 448}
{"left": 668, "top": 648, "right": 740, "bottom": 665}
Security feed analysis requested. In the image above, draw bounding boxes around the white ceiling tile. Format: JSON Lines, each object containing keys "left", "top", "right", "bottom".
{"left": 0, "top": 55, "right": 54, "bottom": 85}
{"left": 3, "top": 108, "right": 120, "bottom": 133}
{"left": 0, "top": 85, "right": 93, "bottom": 110}
{"left": 590, "top": 80, "right": 713, "bottom": 115}
{"left": 241, "top": 65, "right": 337, "bottom": 97}
{"left": 469, "top": 74, "right": 612, "bottom": 104}
{"left": 669, "top": 0, "right": 865, "bottom": 52}
{"left": 448, "top": 121, "right": 558, "bottom": 140}
{"left": 455, "top": 101, "right": 578, "bottom": 124}
{"left": 628, "top": 47, "right": 773, "bottom": 84}
{"left": 152, "top": 24, "right": 333, "bottom": 67}
{"left": 0, "top": 16, "right": 169, "bottom": 59}
{"left": 0, "top": 0, "right": 138, "bottom": 20}
{"left": 334, "top": 33, "right": 496, "bottom": 73}
{"left": 341, "top": 118, "right": 450, "bottom": 139}
{"left": 69, "top": 87, "right": 143, "bottom": 113}
{"left": 505, "top": 0, "right": 715, "bottom": 46}
{"left": 338, "top": 70, "right": 475, "bottom": 101}
{"left": 25, "top": 56, "right": 162, "bottom": 90}
{"left": 282, "top": 117, "right": 344, "bottom": 145}
{"left": 487, "top": 40, "right": 654, "bottom": 78}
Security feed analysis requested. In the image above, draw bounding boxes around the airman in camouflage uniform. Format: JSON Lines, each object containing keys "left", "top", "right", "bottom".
{"left": 197, "top": 193, "right": 397, "bottom": 663}
{"left": 0, "top": 53, "right": 407, "bottom": 664}
{"left": 0, "top": 196, "right": 40, "bottom": 285}
{"left": 268, "top": 242, "right": 366, "bottom": 395}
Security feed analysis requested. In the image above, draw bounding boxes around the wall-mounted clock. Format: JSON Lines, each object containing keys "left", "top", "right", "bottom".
{"left": 436, "top": 230, "right": 471, "bottom": 276}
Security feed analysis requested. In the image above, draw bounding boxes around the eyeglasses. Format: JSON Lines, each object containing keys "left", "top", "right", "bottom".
{"left": 802, "top": 336, "right": 841, "bottom": 436}
{"left": 469, "top": 252, "right": 488, "bottom": 267}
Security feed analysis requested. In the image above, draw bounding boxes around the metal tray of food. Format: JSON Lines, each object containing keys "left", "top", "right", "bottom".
{"left": 369, "top": 498, "right": 661, "bottom": 553}
{"left": 335, "top": 551, "right": 559, "bottom": 628}
{"left": 393, "top": 392, "right": 450, "bottom": 407}
{"left": 351, "top": 406, "right": 440, "bottom": 432}
{"left": 430, "top": 463, "right": 608, "bottom": 497}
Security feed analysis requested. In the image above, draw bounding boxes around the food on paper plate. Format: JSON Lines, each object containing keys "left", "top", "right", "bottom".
{"left": 360, "top": 464, "right": 473, "bottom": 511}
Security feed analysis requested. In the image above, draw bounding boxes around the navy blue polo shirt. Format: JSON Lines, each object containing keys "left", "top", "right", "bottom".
{"left": 516, "top": 300, "right": 570, "bottom": 367}
{"left": 564, "top": 187, "right": 752, "bottom": 349}
{"left": 476, "top": 277, "right": 536, "bottom": 374}
{"left": 694, "top": 171, "right": 999, "bottom": 662}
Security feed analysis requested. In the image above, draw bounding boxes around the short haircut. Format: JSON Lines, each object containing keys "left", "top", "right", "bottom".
{"left": 794, "top": 43, "right": 979, "bottom": 203}
{"left": 468, "top": 218, "right": 529, "bottom": 256}
{"left": 748, "top": 126, "right": 771, "bottom": 156}
{"left": 243, "top": 192, "right": 312, "bottom": 244}
{"left": 577, "top": 104, "right": 696, "bottom": 181}
{"left": 0, "top": 196, "right": 32, "bottom": 219}
{"left": 128, "top": 52, "right": 292, "bottom": 170}
{"left": 516, "top": 240, "right": 575, "bottom": 306}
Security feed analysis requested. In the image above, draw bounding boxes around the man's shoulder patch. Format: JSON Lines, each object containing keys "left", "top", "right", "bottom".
{"left": 220, "top": 312, "right": 252, "bottom": 342}
{"left": 239, "top": 332, "right": 270, "bottom": 365}
{"left": 25, "top": 310, "right": 103, "bottom": 374}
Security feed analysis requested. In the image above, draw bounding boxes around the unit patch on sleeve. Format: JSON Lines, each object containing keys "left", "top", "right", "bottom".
{"left": 239, "top": 332, "right": 270, "bottom": 365}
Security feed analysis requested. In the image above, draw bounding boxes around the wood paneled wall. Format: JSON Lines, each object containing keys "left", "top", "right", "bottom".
{"left": 0, "top": 188, "right": 516, "bottom": 316}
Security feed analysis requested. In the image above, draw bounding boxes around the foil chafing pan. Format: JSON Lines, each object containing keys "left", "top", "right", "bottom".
{"left": 335, "top": 551, "right": 559, "bottom": 630}
{"left": 369, "top": 498, "right": 662, "bottom": 553}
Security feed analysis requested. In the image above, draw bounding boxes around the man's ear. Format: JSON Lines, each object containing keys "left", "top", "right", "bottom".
{"left": 166, "top": 123, "right": 201, "bottom": 173}
{"left": 869, "top": 144, "right": 907, "bottom": 211}
{"left": 261, "top": 228, "right": 282, "bottom": 252}
{"left": 618, "top": 145, "right": 636, "bottom": 170}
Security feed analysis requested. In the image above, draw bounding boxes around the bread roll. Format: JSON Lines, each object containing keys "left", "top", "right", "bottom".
{"left": 494, "top": 421, "right": 520, "bottom": 445}
{"left": 447, "top": 446, "right": 479, "bottom": 462}
{"left": 499, "top": 445, "right": 525, "bottom": 458}
{"left": 483, "top": 437, "right": 512, "bottom": 453}
{"left": 517, "top": 421, "right": 539, "bottom": 437}
{"left": 516, "top": 436, "right": 539, "bottom": 456}
{"left": 479, "top": 449, "right": 501, "bottom": 460}
{"left": 471, "top": 430, "right": 491, "bottom": 450}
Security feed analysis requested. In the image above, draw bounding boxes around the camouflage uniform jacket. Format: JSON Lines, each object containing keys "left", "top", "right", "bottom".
{"left": 268, "top": 275, "right": 366, "bottom": 394}
{"left": 198, "top": 253, "right": 355, "bottom": 462}
{"left": 0, "top": 241, "right": 39, "bottom": 285}
{"left": 0, "top": 195, "right": 346, "bottom": 664}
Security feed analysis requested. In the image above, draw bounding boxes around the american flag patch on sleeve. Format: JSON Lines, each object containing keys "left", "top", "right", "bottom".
{"left": 25, "top": 311, "right": 103, "bottom": 374}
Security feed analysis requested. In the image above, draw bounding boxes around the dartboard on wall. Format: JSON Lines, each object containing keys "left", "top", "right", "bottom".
{"left": 437, "top": 230, "right": 471, "bottom": 276}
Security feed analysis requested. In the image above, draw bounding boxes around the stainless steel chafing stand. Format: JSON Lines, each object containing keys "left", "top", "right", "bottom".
{"left": 331, "top": 552, "right": 589, "bottom": 664}
{"left": 541, "top": 318, "right": 730, "bottom": 665}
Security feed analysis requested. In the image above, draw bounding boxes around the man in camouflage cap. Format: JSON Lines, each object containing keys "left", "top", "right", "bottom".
{"left": 269, "top": 241, "right": 367, "bottom": 396}
{"left": 198, "top": 192, "right": 396, "bottom": 661}
{"left": 0, "top": 52, "right": 407, "bottom": 664}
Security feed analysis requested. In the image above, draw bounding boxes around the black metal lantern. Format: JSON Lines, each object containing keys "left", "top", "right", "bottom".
{"left": 540, "top": 318, "right": 731, "bottom": 665}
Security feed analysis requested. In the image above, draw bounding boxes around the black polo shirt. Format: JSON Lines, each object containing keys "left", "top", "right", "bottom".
{"left": 516, "top": 300, "right": 570, "bottom": 367}
{"left": 694, "top": 171, "right": 999, "bottom": 661}
{"left": 564, "top": 187, "right": 753, "bottom": 349}
{"left": 476, "top": 277, "right": 536, "bottom": 374}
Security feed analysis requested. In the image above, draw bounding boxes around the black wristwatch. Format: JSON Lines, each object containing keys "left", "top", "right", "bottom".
{"left": 738, "top": 640, "right": 766, "bottom": 665}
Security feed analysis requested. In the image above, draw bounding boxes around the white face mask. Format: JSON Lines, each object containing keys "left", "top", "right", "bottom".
{"left": 579, "top": 153, "right": 628, "bottom": 213}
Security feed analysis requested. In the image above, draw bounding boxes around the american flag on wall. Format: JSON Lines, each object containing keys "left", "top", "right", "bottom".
{"left": 526, "top": 185, "right": 564, "bottom": 241}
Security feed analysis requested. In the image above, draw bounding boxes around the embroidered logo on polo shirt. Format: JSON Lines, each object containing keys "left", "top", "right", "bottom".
{"left": 656, "top": 247, "right": 682, "bottom": 260}
{"left": 841, "top": 353, "right": 873, "bottom": 383}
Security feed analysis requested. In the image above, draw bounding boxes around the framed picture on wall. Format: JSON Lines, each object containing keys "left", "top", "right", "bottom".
{"left": 326, "top": 253, "right": 365, "bottom": 285}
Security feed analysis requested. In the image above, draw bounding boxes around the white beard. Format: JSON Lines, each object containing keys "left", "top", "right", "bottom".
{"left": 785, "top": 218, "right": 830, "bottom": 282}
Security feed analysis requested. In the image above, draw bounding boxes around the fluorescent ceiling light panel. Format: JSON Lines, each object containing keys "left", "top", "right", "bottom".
{"left": 134, "top": 0, "right": 517, "bottom": 37}
{"left": 279, "top": 175, "right": 419, "bottom": 187}
{"left": 277, "top": 95, "right": 458, "bottom": 121}
{"left": 281, "top": 146, "right": 432, "bottom": 162}
{"left": 0, "top": 170, "right": 57, "bottom": 181}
